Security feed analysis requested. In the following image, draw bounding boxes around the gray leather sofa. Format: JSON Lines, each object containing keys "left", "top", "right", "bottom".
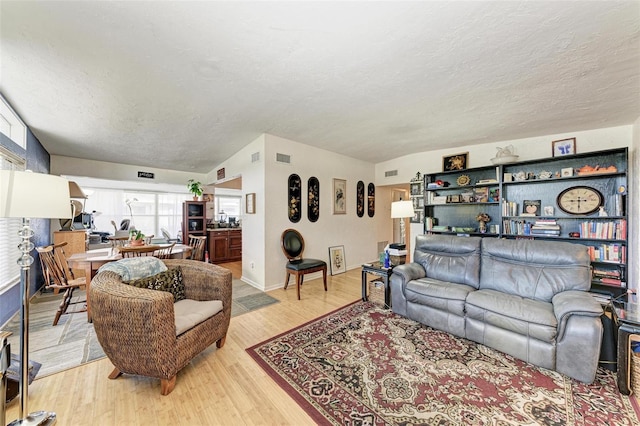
{"left": 390, "top": 234, "right": 603, "bottom": 383}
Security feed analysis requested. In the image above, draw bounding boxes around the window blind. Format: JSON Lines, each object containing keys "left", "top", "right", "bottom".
{"left": 0, "top": 149, "right": 25, "bottom": 291}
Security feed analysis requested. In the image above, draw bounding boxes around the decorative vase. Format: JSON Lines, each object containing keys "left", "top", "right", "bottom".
{"left": 130, "top": 239, "right": 144, "bottom": 246}
{"left": 478, "top": 221, "right": 487, "bottom": 233}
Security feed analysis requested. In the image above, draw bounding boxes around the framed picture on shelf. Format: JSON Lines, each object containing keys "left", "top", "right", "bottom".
{"left": 411, "top": 209, "right": 423, "bottom": 224}
{"left": 552, "top": 138, "right": 576, "bottom": 157}
{"left": 561, "top": 167, "right": 573, "bottom": 177}
{"left": 332, "top": 179, "right": 347, "bottom": 214}
{"left": 328, "top": 245, "right": 346, "bottom": 275}
{"left": 442, "top": 152, "right": 468, "bottom": 172}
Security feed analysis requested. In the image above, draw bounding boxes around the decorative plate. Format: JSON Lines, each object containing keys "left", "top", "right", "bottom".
{"left": 456, "top": 175, "right": 471, "bottom": 186}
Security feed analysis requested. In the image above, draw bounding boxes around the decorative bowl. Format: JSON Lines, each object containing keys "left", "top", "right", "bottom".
{"left": 490, "top": 155, "right": 519, "bottom": 165}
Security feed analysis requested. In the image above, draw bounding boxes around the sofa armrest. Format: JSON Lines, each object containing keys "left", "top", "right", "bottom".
{"left": 391, "top": 263, "right": 426, "bottom": 286}
{"left": 553, "top": 291, "right": 603, "bottom": 339}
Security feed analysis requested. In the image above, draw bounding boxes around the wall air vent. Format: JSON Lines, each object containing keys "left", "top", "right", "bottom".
{"left": 251, "top": 152, "right": 260, "bottom": 163}
{"left": 385, "top": 170, "right": 398, "bottom": 177}
{"left": 276, "top": 153, "right": 291, "bottom": 164}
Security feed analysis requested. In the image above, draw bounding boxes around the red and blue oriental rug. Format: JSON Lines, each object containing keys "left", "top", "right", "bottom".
{"left": 247, "top": 301, "right": 640, "bottom": 425}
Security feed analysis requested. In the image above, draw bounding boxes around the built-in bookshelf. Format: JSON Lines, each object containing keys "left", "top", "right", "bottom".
{"left": 423, "top": 147, "right": 628, "bottom": 299}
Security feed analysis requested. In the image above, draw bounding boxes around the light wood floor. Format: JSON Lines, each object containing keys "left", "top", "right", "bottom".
{"left": 6, "top": 264, "right": 363, "bottom": 425}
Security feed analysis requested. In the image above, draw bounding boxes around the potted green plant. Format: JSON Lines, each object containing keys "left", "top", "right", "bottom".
{"left": 187, "top": 179, "right": 203, "bottom": 200}
{"left": 129, "top": 229, "right": 145, "bottom": 246}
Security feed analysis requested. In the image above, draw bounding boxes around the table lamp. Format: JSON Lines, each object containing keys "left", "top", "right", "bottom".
{"left": 1, "top": 170, "right": 71, "bottom": 426}
{"left": 391, "top": 200, "right": 414, "bottom": 245}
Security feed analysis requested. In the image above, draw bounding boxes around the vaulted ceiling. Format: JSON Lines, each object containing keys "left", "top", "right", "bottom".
{"left": 1, "top": 1, "right": 639, "bottom": 173}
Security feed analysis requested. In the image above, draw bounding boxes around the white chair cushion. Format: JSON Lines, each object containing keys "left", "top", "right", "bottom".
{"left": 174, "top": 299, "right": 223, "bottom": 336}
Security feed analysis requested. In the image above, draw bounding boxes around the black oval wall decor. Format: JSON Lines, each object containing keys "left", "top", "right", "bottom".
{"left": 308, "top": 177, "right": 320, "bottom": 222}
{"left": 356, "top": 180, "right": 365, "bottom": 217}
{"left": 367, "top": 183, "right": 375, "bottom": 217}
{"left": 288, "top": 174, "right": 302, "bottom": 223}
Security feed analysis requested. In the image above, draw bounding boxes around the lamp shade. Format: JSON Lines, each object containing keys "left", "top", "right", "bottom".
{"left": 0, "top": 170, "right": 72, "bottom": 219}
{"left": 68, "top": 181, "right": 87, "bottom": 199}
{"left": 391, "top": 200, "right": 415, "bottom": 218}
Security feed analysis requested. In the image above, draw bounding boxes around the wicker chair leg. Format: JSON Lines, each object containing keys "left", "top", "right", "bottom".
{"left": 216, "top": 336, "right": 226, "bottom": 348}
{"left": 108, "top": 368, "right": 123, "bottom": 380}
{"left": 161, "top": 376, "right": 176, "bottom": 395}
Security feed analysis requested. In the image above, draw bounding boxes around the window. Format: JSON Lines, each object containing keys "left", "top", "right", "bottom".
{"left": 0, "top": 95, "right": 26, "bottom": 149}
{"left": 214, "top": 195, "right": 241, "bottom": 221}
{"left": 0, "top": 148, "right": 25, "bottom": 291}
{"left": 84, "top": 188, "right": 185, "bottom": 238}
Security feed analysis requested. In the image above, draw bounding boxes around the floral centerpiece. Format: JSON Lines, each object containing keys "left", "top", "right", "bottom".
{"left": 476, "top": 212, "right": 491, "bottom": 233}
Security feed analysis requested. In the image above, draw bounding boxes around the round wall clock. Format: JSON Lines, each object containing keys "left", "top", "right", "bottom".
{"left": 556, "top": 186, "right": 603, "bottom": 215}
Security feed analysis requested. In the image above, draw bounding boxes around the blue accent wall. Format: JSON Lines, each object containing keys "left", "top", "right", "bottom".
{"left": 0, "top": 128, "right": 52, "bottom": 326}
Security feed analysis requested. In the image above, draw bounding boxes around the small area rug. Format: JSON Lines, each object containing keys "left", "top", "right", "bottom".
{"left": 5, "top": 278, "right": 277, "bottom": 378}
{"left": 247, "top": 301, "right": 640, "bottom": 425}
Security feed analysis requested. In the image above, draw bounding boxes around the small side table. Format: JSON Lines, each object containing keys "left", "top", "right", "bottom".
{"left": 611, "top": 301, "right": 640, "bottom": 395}
{"left": 361, "top": 262, "right": 393, "bottom": 308}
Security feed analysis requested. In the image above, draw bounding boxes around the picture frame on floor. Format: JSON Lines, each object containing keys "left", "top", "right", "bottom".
{"left": 328, "top": 245, "right": 346, "bottom": 275}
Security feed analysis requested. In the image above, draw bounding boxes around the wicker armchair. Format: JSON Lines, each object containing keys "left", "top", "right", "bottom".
{"left": 90, "top": 259, "right": 232, "bottom": 395}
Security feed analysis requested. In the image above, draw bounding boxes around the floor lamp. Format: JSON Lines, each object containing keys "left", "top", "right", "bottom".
{"left": 1, "top": 170, "right": 71, "bottom": 426}
{"left": 391, "top": 200, "right": 415, "bottom": 246}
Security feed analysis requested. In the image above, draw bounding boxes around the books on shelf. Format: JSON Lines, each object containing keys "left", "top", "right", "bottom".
{"left": 587, "top": 244, "right": 626, "bottom": 264}
{"left": 530, "top": 218, "right": 560, "bottom": 236}
{"left": 579, "top": 219, "right": 626, "bottom": 240}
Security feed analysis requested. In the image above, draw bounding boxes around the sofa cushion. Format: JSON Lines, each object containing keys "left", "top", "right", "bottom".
{"left": 479, "top": 239, "right": 591, "bottom": 302}
{"left": 97, "top": 256, "right": 167, "bottom": 281}
{"left": 174, "top": 299, "right": 223, "bottom": 335}
{"left": 406, "top": 278, "right": 475, "bottom": 316}
{"left": 125, "top": 267, "right": 185, "bottom": 302}
{"left": 413, "top": 235, "right": 482, "bottom": 289}
{"left": 466, "top": 289, "right": 557, "bottom": 343}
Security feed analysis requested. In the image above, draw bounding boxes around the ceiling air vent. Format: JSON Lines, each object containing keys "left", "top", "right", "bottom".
{"left": 385, "top": 170, "right": 398, "bottom": 177}
{"left": 276, "top": 153, "right": 291, "bottom": 164}
{"left": 251, "top": 152, "right": 260, "bottom": 163}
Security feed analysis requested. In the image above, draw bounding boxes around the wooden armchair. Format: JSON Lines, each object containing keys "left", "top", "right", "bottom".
{"left": 89, "top": 259, "right": 232, "bottom": 395}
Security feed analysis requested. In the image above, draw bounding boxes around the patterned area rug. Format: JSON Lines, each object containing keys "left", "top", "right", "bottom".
{"left": 247, "top": 302, "right": 640, "bottom": 425}
{"left": 4, "top": 278, "right": 277, "bottom": 378}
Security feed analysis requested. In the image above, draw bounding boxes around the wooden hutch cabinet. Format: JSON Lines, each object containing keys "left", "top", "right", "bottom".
{"left": 182, "top": 201, "right": 207, "bottom": 245}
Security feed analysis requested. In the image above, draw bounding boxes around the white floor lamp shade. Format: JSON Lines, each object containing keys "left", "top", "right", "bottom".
{"left": 391, "top": 200, "right": 414, "bottom": 245}
{"left": 1, "top": 170, "right": 71, "bottom": 426}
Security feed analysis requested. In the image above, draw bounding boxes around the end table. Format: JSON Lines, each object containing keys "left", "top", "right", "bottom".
{"left": 611, "top": 300, "right": 640, "bottom": 395}
{"left": 361, "top": 262, "right": 393, "bottom": 308}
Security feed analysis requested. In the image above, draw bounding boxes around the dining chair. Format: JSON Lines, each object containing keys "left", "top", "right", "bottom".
{"left": 36, "top": 242, "right": 87, "bottom": 326}
{"left": 155, "top": 243, "right": 175, "bottom": 259}
{"left": 144, "top": 234, "right": 155, "bottom": 245}
{"left": 107, "top": 235, "right": 129, "bottom": 248}
{"left": 118, "top": 245, "right": 160, "bottom": 258}
{"left": 280, "top": 228, "right": 327, "bottom": 300}
{"left": 188, "top": 235, "right": 207, "bottom": 261}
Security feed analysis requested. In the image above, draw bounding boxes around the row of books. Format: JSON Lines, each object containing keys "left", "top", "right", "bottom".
{"left": 587, "top": 244, "right": 626, "bottom": 264}
{"left": 592, "top": 268, "right": 624, "bottom": 287}
{"left": 502, "top": 199, "right": 519, "bottom": 217}
{"left": 530, "top": 219, "right": 560, "bottom": 236}
{"left": 579, "top": 219, "right": 626, "bottom": 240}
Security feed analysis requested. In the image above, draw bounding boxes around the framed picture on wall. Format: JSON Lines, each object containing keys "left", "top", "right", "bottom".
{"left": 552, "top": 138, "right": 576, "bottom": 157}
{"left": 442, "top": 152, "right": 468, "bottom": 171}
{"left": 246, "top": 193, "right": 256, "bottom": 214}
{"left": 333, "top": 178, "right": 347, "bottom": 214}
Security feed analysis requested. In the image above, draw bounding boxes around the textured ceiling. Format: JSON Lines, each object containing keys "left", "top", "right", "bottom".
{"left": 1, "top": 1, "right": 639, "bottom": 173}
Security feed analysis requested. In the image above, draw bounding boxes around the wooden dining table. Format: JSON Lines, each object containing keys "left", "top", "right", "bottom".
{"left": 67, "top": 243, "right": 193, "bottom": 322}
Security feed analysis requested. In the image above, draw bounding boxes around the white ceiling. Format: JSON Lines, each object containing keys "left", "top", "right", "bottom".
{"left": 1, "top": 1, "right": 639, "bottom": 173}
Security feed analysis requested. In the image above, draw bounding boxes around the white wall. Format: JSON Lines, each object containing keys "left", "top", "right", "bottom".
{"left": 51, "top": 155, "right": 208, "bottom": 188}
{"left": 262, "top": 135, "right": 387, "bottom": 291}
{"left": 206, "top": 135, "right": 267, "bottom": 288}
